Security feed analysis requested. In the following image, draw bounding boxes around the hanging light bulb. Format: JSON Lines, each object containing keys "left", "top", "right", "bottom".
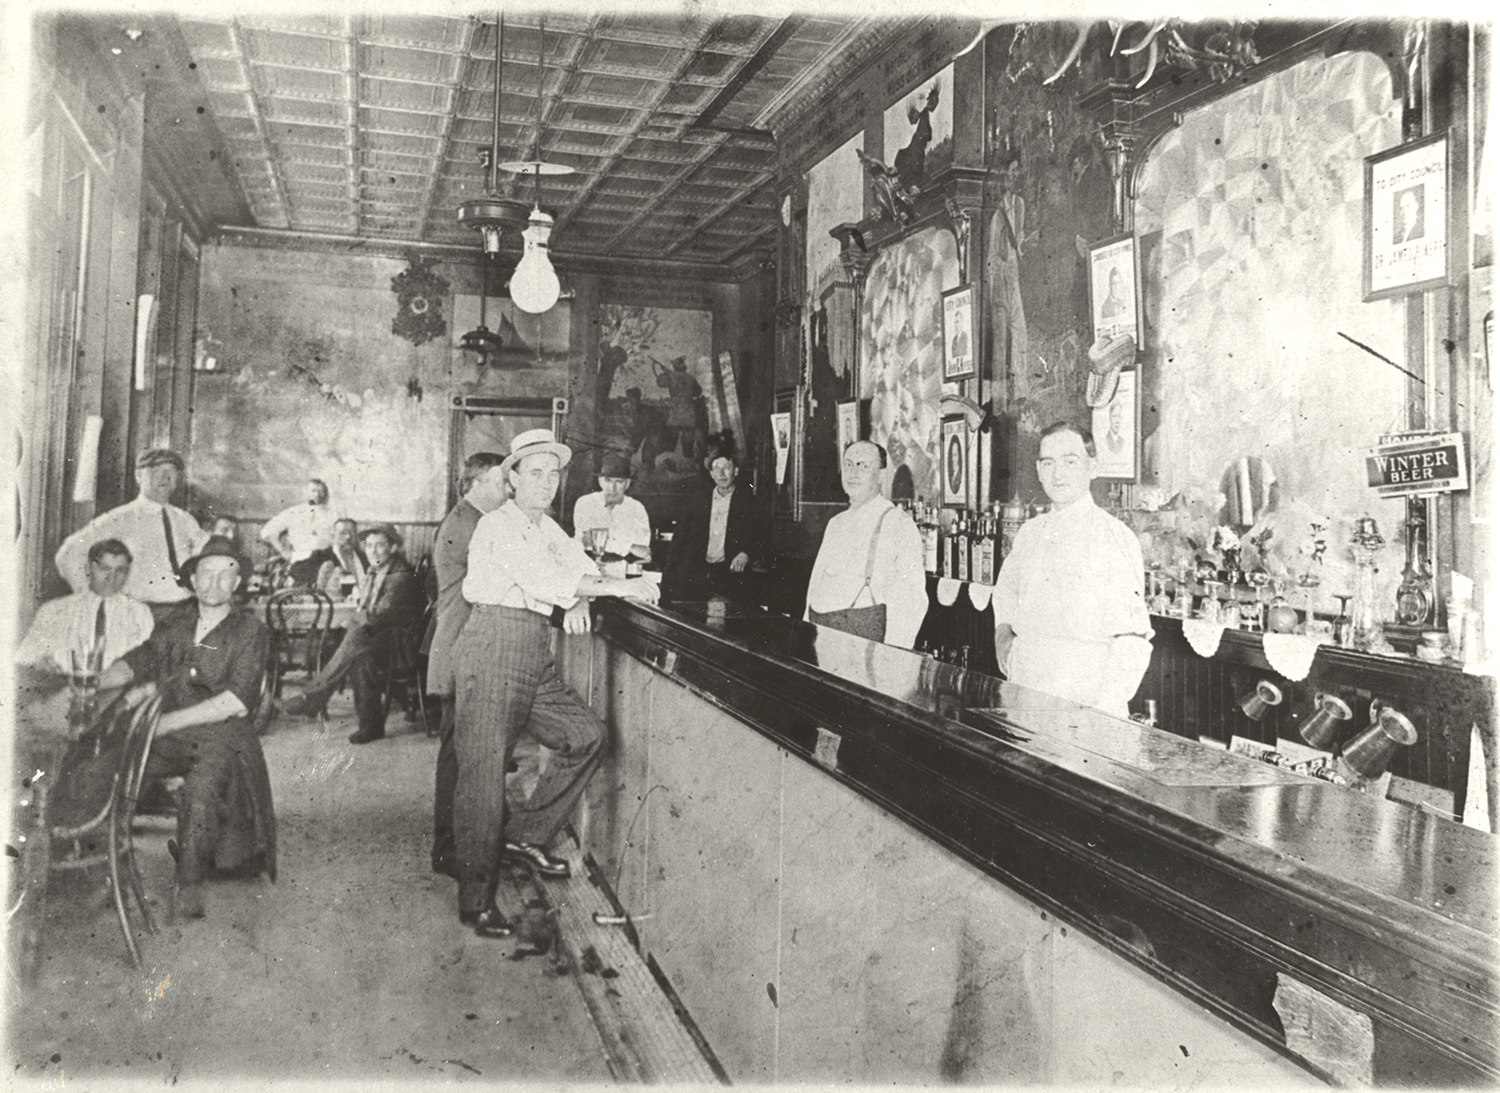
{"left": 510, "top": 206, "right": 560, "bottom": 314}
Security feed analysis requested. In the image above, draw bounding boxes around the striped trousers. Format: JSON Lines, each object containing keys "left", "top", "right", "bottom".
{"left": 452, "top": 604, "right": 604, "bottom": 913}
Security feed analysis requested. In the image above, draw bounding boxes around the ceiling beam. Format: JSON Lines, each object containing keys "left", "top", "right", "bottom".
{"left": 660, "top": 172, "right": 775, "bottom": 258}
{"left": 413, "top": 13, "right": 478, "bottom": 242}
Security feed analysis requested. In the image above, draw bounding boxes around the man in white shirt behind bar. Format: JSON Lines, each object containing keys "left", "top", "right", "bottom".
{"left": 992, "top": 421, "right": 1153, "bottom": 718}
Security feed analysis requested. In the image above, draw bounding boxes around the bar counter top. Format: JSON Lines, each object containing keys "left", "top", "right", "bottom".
{"left": 596, "top": 598, "right": 1498, "bottom": 1083}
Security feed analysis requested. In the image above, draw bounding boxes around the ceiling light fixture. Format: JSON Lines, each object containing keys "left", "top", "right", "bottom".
{"left": 499, "top": 14, "right": 573, "bottom": 315}
{"left": 458, "top": 12, "right": 529, "bottom": 256}
{"left": 458, "top": 12, "right": 529, "bottom": 364}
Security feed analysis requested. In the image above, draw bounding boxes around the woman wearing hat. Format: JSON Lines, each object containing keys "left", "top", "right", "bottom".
{"left": 279, "top": 523, "right": 424, "bottom": 743}
{"left": 118, "top": 536, "right": 276, "bottom": 919}
{"left": 452, "top": 428, "right": 659, "bottom": 938}
{"left": 662, "top": 440, "right": 767, "bottom": 600}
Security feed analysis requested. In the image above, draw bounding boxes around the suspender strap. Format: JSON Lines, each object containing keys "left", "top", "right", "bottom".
{"left": 850, "top": 506, "right": 891, "bottom": 609}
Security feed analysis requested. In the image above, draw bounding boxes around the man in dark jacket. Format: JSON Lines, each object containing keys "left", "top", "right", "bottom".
{"left": 664, "top": 447, "right": 768, "bottom": 600}
{"left": 280, "top": 523, "right": 425, "bottom": 743}
{"left": 120, "top": 536, "right": 276, "bottom": 920}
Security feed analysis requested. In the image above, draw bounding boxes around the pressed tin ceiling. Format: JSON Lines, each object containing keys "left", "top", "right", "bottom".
{"left": 139, "top": 10, "right": 887, "bottom": 273}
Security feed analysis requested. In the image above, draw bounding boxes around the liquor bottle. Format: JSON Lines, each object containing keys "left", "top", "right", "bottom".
{"left": 977, "top": 511, "right": 995, "bottom": 585}
{"left": 923, "top": 505, "right": 941, "bottom": 576}
{"left": 938, "top": 508, "right": 949, "bottom": 578}
{"left": 960, "top": 509, "right": 972, "bottom": 578}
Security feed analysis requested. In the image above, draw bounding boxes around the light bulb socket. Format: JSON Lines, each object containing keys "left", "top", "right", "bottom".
{"left": 457, "top": 196, "right": 531, "bottom": 254}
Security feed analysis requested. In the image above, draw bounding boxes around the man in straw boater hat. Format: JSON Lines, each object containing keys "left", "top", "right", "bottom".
{"left": 116, "top": 536, "right": 276, "bottom": 920}
{"left": 451, "top": 429, "right": 659, "bottom": 937}
{"left": 55, "top": 447, "right": 208, "bottom": 624}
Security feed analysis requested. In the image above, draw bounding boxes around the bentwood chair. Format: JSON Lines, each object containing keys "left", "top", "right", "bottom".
{"left": 21, "top": 685, "right": 165, "bottom": 970}
{"left": 264, "top": 587, "right": 335, "bottom": 704}
{"left": 382, "top": 599, "right": 433, "bottom": 736}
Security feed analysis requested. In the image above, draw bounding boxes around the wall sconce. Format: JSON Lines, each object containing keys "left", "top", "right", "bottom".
{"left": 1338, "top": 704, "right": 1418, "bottom": 781}
{"left": 1298, "top": 692, "right": 1353, "bottom": 750}
{"left": 1238, "top": 680, "right": 1283, "bottom": 720}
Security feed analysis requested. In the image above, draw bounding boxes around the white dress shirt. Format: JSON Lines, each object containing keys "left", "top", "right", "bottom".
{"left": 15, "top": 590, "right": 154, "bottom": 673}
{"left": 573, "top": 493, "right": 651, "bottom": 557}
{"left": 54, "top": 496, "right": 207, "bottom": 604}
{"left": 706, "top": 489, "right": 733, "bottom": 563}
{"left": 992, "top": 494, "right": 1153, "bottom": 718}
{"left": 260, "top": 502, "right": 340, "bottom": 561}
{"left": 804, "top": 496, "right": 928, "bottom": 649}
{"left": 464, "top": 501, "right": 598, "bottom": 617}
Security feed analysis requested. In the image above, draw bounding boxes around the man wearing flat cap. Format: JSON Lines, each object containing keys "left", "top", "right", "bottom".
{"left": 279, "top": 522, "right": 425, "bottom": 744}
{"left": 572, "top": 452, "right": 652, "bottom": 563}
{"left": 55, "top": 447, "right": 208, "bottom": 621}
{"left": 117, "top": 536, "right": 276, "bottom": 920}
{"left": 451, "top": 428, "right": 658, "bottom": 938}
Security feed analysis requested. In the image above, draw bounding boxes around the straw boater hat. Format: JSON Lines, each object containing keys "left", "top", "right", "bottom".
{"left": 500, "top": 427, "right": 572, "bottom": 478}
{"left": 1085, "top": 332, "right": 1136, "bottom": 408}
{"left": 176, "top": 535, "right": 247, "bottom": 587}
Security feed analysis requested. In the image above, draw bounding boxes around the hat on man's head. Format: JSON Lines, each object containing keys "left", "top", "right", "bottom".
{"left": 137, "top": 447, "right": 185, "bottom": 473}
{"left": 703, "top": 430, "right": 738, "bottom": 470}
{"left": 500, "top": 428, "right": 572, "bottom": 479}
{"left": 176, "top": 535, "right": 246, "bottom": 588}
{"left": 598, "top": 453, "right": 632, "bottom": 479}
{"left": 358, "top": 522, "right": 403, "bottom": 549}
{"left": 1085, "top": 332, "right": 1136, "bottom": 408}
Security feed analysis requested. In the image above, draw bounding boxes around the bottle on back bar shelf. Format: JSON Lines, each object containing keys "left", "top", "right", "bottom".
{"left": 977, "top": 510, "right": 995, "bottom": 585}
{"left": 955, "top": 510, "right": 970, "bottom": 583}
{"left": 921, "top": 504, "right": 940, "bottom": 575}
{"left": 969, "top": 510, "right": 985, "bottom": 585}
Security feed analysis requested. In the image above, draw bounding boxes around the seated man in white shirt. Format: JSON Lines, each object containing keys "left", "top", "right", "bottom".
{"left": 54, "top": 447, "right": 207, "bottom": 623}
{"left": 261, "top": 478, "right": 341, "bottom": 587}
{"left": 572, "top": 452, "right": 652, "bottom": 563}
{"left": 992, "top": 421, "right": 1153, "bottom": 718}
{"left": 16, "top": 537, "right": 154, "bottom": 691}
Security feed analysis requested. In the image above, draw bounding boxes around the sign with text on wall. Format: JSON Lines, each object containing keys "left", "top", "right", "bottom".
{"left": 1364, "top": 431, "right": 1468, "bottom": 497}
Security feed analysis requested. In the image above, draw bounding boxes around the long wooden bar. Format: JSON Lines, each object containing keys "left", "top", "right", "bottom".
{"left": 567, "top": 599, "right": 1497, "bottom": 1085}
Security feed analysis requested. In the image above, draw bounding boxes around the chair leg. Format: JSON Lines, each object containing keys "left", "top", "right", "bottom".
{"left": 107, "top": 811, "right": 143, "bottom": 969}
{"left": 121, "top": 825, "right": 156, "bottom": 935}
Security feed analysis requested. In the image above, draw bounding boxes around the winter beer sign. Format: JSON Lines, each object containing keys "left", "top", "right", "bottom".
{"left": 1364, "top": 431, "right": 1468, "bottom": 497}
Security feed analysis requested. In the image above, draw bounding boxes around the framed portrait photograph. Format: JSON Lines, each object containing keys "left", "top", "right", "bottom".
{"left": 941, "top": 285, "right": 976, "bottom": 381}
{"left": 941, "top": 415, "right": 969, "bottom": 507}
{"left": 836, "top": 399, "right": 860, "bottom": 456}
{"left": 1090, "top": 369, "right": 1138, "bottom": 482}
{"left": 1087, "top": 235, "right": 1142, "bottom": 346}
{"left": 1363, "top": 131, "right": 1450, "bottom": 301}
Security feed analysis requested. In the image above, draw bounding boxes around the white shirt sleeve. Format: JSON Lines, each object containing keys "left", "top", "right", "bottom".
{"left": 871, "top": 509, "right": 929, "bottom": 649}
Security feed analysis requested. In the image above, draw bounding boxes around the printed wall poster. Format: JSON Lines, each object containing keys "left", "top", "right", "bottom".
{"left": 836, "top": 400, "right": 860, "bottom": 458}
{"left": 771, "top": 411, "right": 792, "bottom": 485}
{"left": 1090, "top": 369, "right": 1138, "bottom": 482}
{"left": 1364, "top": 131, "right": 1449, "bottom": 300}
{"left": 1087, "top": 235, "right": 1140, "bottom": 345}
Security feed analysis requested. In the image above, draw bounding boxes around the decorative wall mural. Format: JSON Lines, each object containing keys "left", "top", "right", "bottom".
{"left": 806, "top": 133, "right": 865, "bottom": 307}
{"left": 859, "top": 227, "right": 959, "bottom": 504}
{"left": 596, "top": 304, "right": 717, "bottom": 482}
{"left": 192, "top": 252, "right": 449, "bottom": 522}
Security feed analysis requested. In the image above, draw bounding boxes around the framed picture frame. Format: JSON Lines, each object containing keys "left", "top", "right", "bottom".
{"left": 836, "top": 399, "right": 860, "bottom": 456}
{"left": 1087, "top": 234, "right": 1142, "bottom": 346}
{"left": 941, "top": 414, "right": 970, "bottom": 507}
{"left": 941, "top": 285, "right": 976, "bottom": 381}
{"left": 1090, "top": 369, "right": 1139, "bottom": 482}
{"left": 1363, "top": 131, "right": 1450, "bottom": 301}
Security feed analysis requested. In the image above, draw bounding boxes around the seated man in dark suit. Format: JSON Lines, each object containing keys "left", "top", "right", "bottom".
{"left": 117, "top": 536, "right": 276, "bottom": 921}
{"left": 663, "top": 442, "right": 769, "bottom": 601}
{"left": 279, "top": 523, "right": 425, "bottom": 744}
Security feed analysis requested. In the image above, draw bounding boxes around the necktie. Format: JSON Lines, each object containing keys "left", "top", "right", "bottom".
{"left": 94, "top": 599, "right": 107, "bottom": 645}
{"left": 161, "top": 507, "right": 180, "bottom": 574}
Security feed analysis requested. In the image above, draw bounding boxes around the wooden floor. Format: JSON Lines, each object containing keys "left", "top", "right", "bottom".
{"left": 6, "top": 697, "right": 617, "bottom": 1088}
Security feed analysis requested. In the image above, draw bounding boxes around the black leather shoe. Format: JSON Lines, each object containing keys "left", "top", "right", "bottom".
{"left": 503, "top": 841, "right": 571, "bottom": 878}
{"left": 347, "top": 731, "right": 384, "bottom": 745}
{"left": 459, "top": 906, "right": 512, "bottom": 938}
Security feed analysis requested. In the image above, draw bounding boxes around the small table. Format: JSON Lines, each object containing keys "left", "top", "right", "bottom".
{"left": 8, "top": 683, "right": 126, "bottom": 978}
